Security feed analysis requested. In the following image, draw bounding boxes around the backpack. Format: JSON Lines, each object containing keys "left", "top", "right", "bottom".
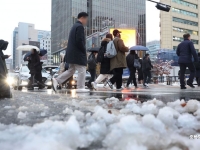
{"left": 97, "top": 46, "right": 104, "bottom": 62}
{"left": 87, "top": 54, "right": 96, "bottom": 69}
{"left": 133, "top": 56, "right": 141, "bottom": 69}
{"left": 105, "top": 40, "right": 117, "bottom": 58}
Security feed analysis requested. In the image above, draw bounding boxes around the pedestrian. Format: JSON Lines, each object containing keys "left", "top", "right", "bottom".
{"left": 176, "top": 33, "right": 198, "bottom": 89}
{"left": 87, "top": 51, "right": 97, "bottom": 89}
{"left": 92, "top": 34, "right": 113, "bottom": 90}
{"left": 28, "top": 48, "right": 44, "bottom": 90}
{"left": 52, "top": 12, "right": 89, "bottom": 92}
{"left": 142, "top": 54, "right": 153, "bottom": 87}
{"left": 108, "top": 29, "right": 129, "bottom": 90}
{"left": 194, "top": 53, "right": 200, "bottom": 86}
{"left": 138, "top": 58, "right": 143, "bottom": 84}
{"left": 126, "top": 50, "right": 139, "bottom": 88}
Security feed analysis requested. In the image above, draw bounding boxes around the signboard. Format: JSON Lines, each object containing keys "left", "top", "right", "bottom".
{"left": 109, "top": 29, "right": 136, "bottom": 47}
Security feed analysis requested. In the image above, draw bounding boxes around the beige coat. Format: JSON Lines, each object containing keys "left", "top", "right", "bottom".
{"left": 110, "top": 37, "right": 129, "bottom": 71}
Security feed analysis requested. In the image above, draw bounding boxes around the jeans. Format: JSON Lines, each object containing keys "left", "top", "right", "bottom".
{"left": 179, "top": 63, "right": 195, "bottom": 87}
{"left": 56, "top": 64, "right": 86, "bottom": 89}
{"left": 110, "top": 68, "right": 123, "bottom": 89}
{"left": 143, "top": 70, "right": 151, "bottom": 85}
{"left": 127, "top": 69, "right": 137, "bottom": 87}
{"left": 88, "top": 69, "right": 96, "bottom": 85}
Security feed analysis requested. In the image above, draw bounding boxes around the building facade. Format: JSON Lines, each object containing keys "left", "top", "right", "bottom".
{"left": 146, "top": 40, "right": 160, "bottom": 60}
{"left": 40, "top": 34, "right": 53, "bottom": 65}
{"left": 160, "top": 0, "right": 200, "bottom": 51}
{"left": 12, "top": 22, "right": 50, "bottom": 68}
{"left": 51, "top": 0, "right": 146, "bottom": 64}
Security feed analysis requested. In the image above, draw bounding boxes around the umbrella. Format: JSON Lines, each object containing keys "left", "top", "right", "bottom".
{"left": 23, "top": 52, "right": 31, "bottom": 61}
{"left": 87, "top": 47, "right": 100, "bottom": 52}
{"left": 17, "top": 45, "right": 39, "bottom": 51}
{"left": 129, "top": 45, "right": 149, "bottom": 51}
{"left": 23, "top": 50, "right": 47, "bottom": 61}
{"left": 39, "top": 50, "right": 47, "bottom": 56}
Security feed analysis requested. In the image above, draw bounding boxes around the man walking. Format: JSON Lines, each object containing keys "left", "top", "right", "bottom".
{"left": 142, "top": 54, "right": 153, "bottom": 87}
{"left": 108, "top": 29, "right": 129, "bottom": 90}
{"left": 176, "top": 33, "right": 198, "bottom": 89}
{"left": 52, "top": 12, "right": 89, "bottom": 92}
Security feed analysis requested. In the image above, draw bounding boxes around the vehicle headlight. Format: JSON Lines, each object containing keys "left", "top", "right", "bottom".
{"left": 6, "top": 77, "right": 14, "bottom": 85}
{"left": 71, "top": 80, "right": 76, "bottom": 85}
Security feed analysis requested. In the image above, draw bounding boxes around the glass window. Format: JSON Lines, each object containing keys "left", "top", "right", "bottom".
{"left": 172, "top": 8, "right": 198, "bottom": 18}
{"left": 173, "top": 27, "right": 198, "bottom": 35}
{"left": 173, "top": 17, "right": 198, "bottom": 26}
{"left": 172, "top": 0, "right": 197, "bottom": 9}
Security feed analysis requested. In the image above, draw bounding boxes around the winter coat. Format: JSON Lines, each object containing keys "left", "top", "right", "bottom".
{"left": 142, "top": 56, "right": 153, "bottom": 72}
{"left": 126, "top": 53, "right": 139, "bottom": 71}
{"left": 138, "top": 58, "right": 143, "bottom": 81}
{"left": 100, "top": 38, "right": 112, "bottom": 74}
{"left": 176, "top": 39, "right": 198, "bottom": 64}
{"left": 0, "top": 40, "right": 9, "bottom": 78}
{"left": 65, "top": 21, "right": 87, "bottom": 66}
{"left": 29, "top": 53, "right": 42, "bottom": 74}
{"left": 110, "top": 37, "right": 129, "bottom": 71}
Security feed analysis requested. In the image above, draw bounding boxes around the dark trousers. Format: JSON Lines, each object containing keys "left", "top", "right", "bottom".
{"left": 110, "top": 68, "right": 123, "bottom": 89}
{"left": 88, "top": 69, "right": 96, "bottom": 85}
{"left": 143, "top": 70, "right": 151, "bottom": 85}
{"left": 179, "top": 63, "right": 195, "bottom": 87}
{"left": 196, "top": 77, "right": 200, "bottom": 86}
{"left": 127, "top": 69, "right": 137, "bottom": 87}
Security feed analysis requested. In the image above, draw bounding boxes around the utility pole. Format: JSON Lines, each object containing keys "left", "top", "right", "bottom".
{"left": 147, "top": 0, "right": 171, "bottom": 12}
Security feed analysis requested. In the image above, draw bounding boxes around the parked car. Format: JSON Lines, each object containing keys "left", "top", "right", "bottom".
{"left": 43, "top": 66, "right": 59, "bottom": 76}
{"left": 14, "top": 66, "right": 52, "bottom": 90}
{"left": 53, "top": 70, "right": 91, "bottom": 89}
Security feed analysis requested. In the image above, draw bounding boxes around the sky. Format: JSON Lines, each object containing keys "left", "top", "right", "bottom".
{"left": 0, "top": 0, "right": 160, "bottom": 55}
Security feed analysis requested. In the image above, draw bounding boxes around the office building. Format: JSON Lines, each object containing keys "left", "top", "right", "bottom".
{"left": 146, "top": 40, "right": 160, "bottom": 60}
{"left": 51, "top": 0, "right": 146, "bottom": 64}
{"left": 40, "top": 34, "right": 53, "bottom": 65}
{"left": 12, "top": 22, "right": 50, "bottom": 68}
{"left": 160, "top": 0, "right": 200, "bottom": 51}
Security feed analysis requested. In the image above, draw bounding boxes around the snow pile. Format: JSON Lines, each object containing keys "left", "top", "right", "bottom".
{"left": 0, "top": 98, "right": 200, "bottom": 150}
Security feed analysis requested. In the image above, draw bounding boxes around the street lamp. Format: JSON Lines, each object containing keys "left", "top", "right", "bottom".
{"left": 147, "top": 0, "right": 171, "bottom": 12}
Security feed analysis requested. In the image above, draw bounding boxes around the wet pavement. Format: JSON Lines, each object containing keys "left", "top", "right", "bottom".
{"left": 18, "top": 84, "right": 200, "bottom": 103}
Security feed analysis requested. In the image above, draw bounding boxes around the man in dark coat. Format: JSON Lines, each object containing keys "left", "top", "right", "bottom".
{"left": 176, "top": 33, "right": 198, "bottom": 89}
{"left": 52, "top": 12, "right": 89, "bottom": 92}
{"left": 142, "top": 54, "right": 153, "bottom": 87}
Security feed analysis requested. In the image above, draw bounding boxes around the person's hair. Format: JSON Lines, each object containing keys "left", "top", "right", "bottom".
{"left": 106, "top": 33, "right": 113, "bottom": 40}
{"left": 130, "top": 50, "right": 136, "bottom": 55}
{"left": 145, "top": 53, "right": 149, "bottom": 57}
{"left": 77, "top": 12, "right": 88, "bottom": 19}
{"left": 183, "top": 33, "right": 190, "bottom": 39}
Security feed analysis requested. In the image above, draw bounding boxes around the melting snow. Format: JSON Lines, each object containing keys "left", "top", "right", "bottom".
{"left": 0, "top": 98, "right": 200, "bottom": 150}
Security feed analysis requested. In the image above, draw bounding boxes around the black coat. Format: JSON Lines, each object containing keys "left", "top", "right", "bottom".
{"left": 29, "top": 53, "right": 42, "bottom": 74}
{"left": 100, "top": 38, "right": 112, "bottom": 74}
{"left": 126, "top": 53, "right": 139, "bottom": 71}
{"left": 196, "top": 56, "right": 200, "bottom": 77}
{"left": 176, "top": 39, "right": 198, "bottom": 64}
{"left": 65, "top": 21, "right": 87, "bottom": 66}
{"left": 142, "top": 56, "right": 153, "bottom": 72}
{"left": 0, "top": 40, "right": 9, "bottom": 78}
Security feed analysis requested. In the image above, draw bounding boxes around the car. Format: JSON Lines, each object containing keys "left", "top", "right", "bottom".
{"left": 43, "top": 66, "right": 59, "bottom": 76}
{"left": 53, "top": 70, "right": 91, "bottom": 89}
{"left": 14, "top": 66, "right": 52, "bottom": 90}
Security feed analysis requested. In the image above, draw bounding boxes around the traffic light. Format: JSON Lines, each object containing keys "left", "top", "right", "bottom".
{"left": 156, "top": 3, "right": 171, "bottom": 12}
